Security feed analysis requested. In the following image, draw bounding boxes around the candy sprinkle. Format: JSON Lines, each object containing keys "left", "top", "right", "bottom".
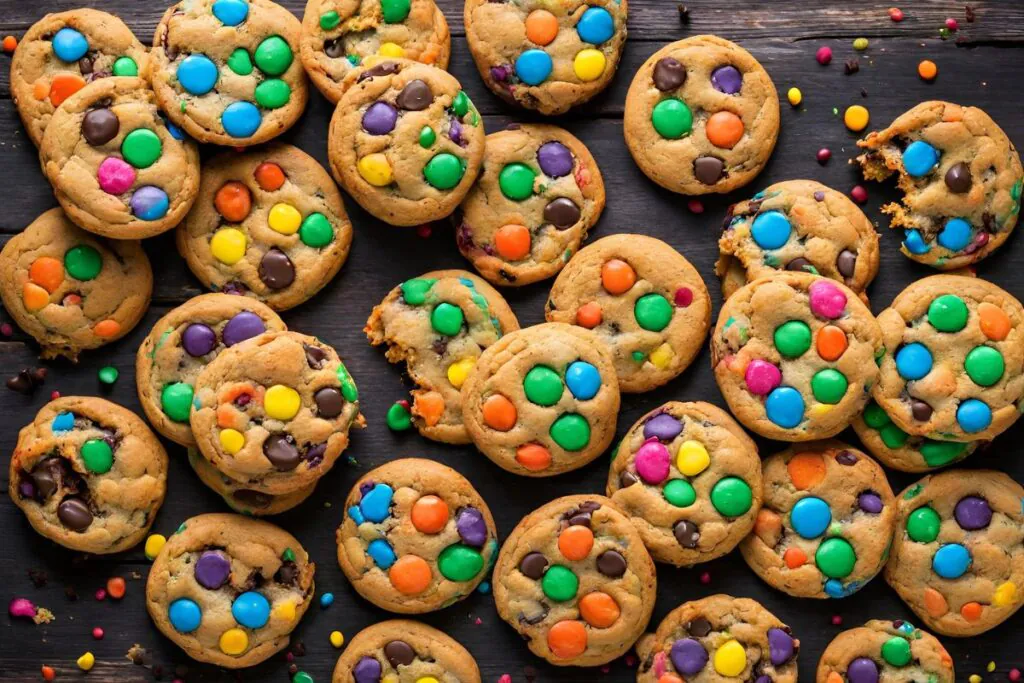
{"left": 787, "top": 87, "right": 802, "bottom": 106}
{"left": 850, "top": 186, "right": 868, "bottom": 204}
{"left": 106, "top": 576, "right": 126, "bottom": 600}
{"left": 968, "top": 676, "right": 982, "bottom": 683}
{"left": 945, "top": 17, "right": 959, "bottom": 31}
{"left": 1009, "top": 668, "right": 1021, "bottom": 681}
{"left": 817, "top": 148, "right": 832, "bottom": 164}
{"left": 93, "top": 626, "right": 105, "bottom": 639}
{"left": 831, "top": 614, "right": 843, "bottom": 625}
{"left": 145, "top": 534, "right": 166, "bottom": 560}
{"left": 499, "top": 676, "right": 512, "bottom": 683}
{"left": 987, "top": 662, "right": 996, "bottom": 673}
{"left": 853, "top": 37, "right": 869, "bottom": 50}
{"left": 320, "top": 592, "right": 334, "bottom": 608}
{"left": 41, "top": 666, "right": 55, "bottom": 681}
{"left": 77, "top": 651, "right": 95, "bottom": 671}
{"left": 700, "top": 571, "right": 711, "bottom": 585}
{"left": 687, "top": 199, "right": 704, "bottom": 214}
{"left": 95, "top": 588, "right": 106, "bottom": 601}
{"left": 2, "top": 36, "right": 16, "bottom": 53}
{"left": 844, "top": 105, "right": 870, "bottom": 132}
{"left": 330, "top": 630, "right": 344, "bottom": 648}
{"left": 888, "top": 7, "right": 904, "bottom": 21}
{"left": 816, "top": 46, "right": 832, "bottom": 65}
{"left": 98, "top": 365, "right": 119, "bottom": 385}
{"left": 918, "top": 60, "right": 938, "bottom": 81}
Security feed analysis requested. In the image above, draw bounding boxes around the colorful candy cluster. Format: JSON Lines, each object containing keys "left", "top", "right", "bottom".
{"left": 829, "top": 621, "right": 925, "bottom": 682}
{"left": 34, "top": 27, "right": 139, "bottom": 107}
{"left": 906, "top": 494, "right": 991, "bottom": 586}
{"left": 860, "top": 400, "right": 972, "bottom": 469}
{"left": 351, "top": 637, "right": 434, "bottom": 683}
{"left": 23, "top": 245, "right": 122, "bottom": 339}
{"left": 320, "top": 0, "right": 418, "bottom": 64}
{"left": 654, "top": 618, "right": 796, "bottom": 679}
{"left": 506, "top": 6, "right": 616, "bottom": 86}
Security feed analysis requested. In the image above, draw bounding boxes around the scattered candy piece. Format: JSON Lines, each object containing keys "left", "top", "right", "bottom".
{"left": 145, "top": 534, "right": 167, "bottom": 560}
{"left": 95, "top": 589, "right": 106, "bottom": 601}
{"left": 387, "top": 400, "right": 412, "bottom": 432}
{"left": 699, "top": 571, "right": 711, "bottom": 584}
{"left": 844, "top": 105, "right": 870, "bottom": 132}
{"left": 831, "top": 614, "right": 843, "bottom": 625}
{"left": 817, "top": 148, "right": 831, "bottom": 164}
{"left": 320, "top": 592, "right": 334, "bottom": 608}
{"left": 945, "top": 17, "right": 958, "bottom": 31}
{"left": 918, "top": 60, "right": 938, "bottom": 81}
{"left": 330, "top": 630, "right": 344, "bottom": 648}
{"left": 93, "top": 626, "right": 104, "bottom": 639}
{"left": 41, "top": 666, "right": 55, "bottom": 681}
{"left": 787, "top": 87, "right": 802, "bottom": 106}
{"left": 2, "top": 36, "right": 16, "bottom": 52}
{"left": 816, "top": 46, "right": 832, "bottom": 65}
{"left": 77, "top": 652, "right": 95, "bottom": 671}
{"left": 106, "top": 576, "right": 127, "bottom": 600}
{"left": 1009, "top": 668, "right": 1021, "bottom": 681}
{"left": 889, "top": 7, "right": 904, "bottom": 21}
{"left": 98, "top": 366, "right": 119, "bottom": 385}
{"left": 850, "top": 185, "right": 868, "bottom": 204}
{"left": 853, "top": 37, "right": 869, "bottom": 50}
{"left": 687, "top": 199, "right": 704, "bottom": 214}
{"left": 9, "top": 597, "right": 37, "bottom": 619}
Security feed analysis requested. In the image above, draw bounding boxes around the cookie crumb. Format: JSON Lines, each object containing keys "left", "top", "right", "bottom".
{"left": 676, "top": 4, "right": 690, "bottom": 23}
{"left": 844, "top": 59, "right": 859, "bottom": 75}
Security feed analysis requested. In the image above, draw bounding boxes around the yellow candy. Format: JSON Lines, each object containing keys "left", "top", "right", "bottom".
{"left": 358, "top": 153, "right": 394, "bottom": 187}
{"left": 219, "top": 428, "right": 245, "bottom": 454}
{"left": 268, "top": 203, "right": 302, "bottom": 235}
{"left": 220, "top": 628, "right": 249, "bottom": 655}
{"left": 211, "top": 228, "right": 247, "bottom": 265}
{"left": 379, "top": 42, "right": 404, "bottom": 57}
{"left": 573, "top": 48, "right": 606, "bottom": 81}
{"left": 810, "top": 404, "right": 834, "bottom": 417}
{"left": 77, "top": 652, "right": 95, "bottom": 671}
{"left": 844, "top": 105, "right": 870, "bottom": 132}
{"left": 415, "top": 678, "right": 441, "bottom": 683}
{"left": 447, "top": 357, "right": 476, "bottom": 389}
{"left": 649, "top": 343, "right": 674, "bottom": 370}
{"left": 714, "top": 639, "right": 747, "bottom": 677}
{"left": 969, "top": 676, "right": 982, "bottom": 683}
{"left": 144, "top": 534, "right": 167, "bottom": 560}
{"left": 787, "top": 87, "right": 802, "bottom": 106}
{"left": 264, "top": 385, "right": 301, "bottom": 421}
{"left": 993, "top": 581, "right": 1017, "bottom": 607}
{"left": 853, "top": 37, "right": 869, "bottom": 51}
{"left": 274, "top": 600, "right": 297, "bottom": 622}
{"left": 676, "top": 440, "right": 710, "bottom": 476}
{"left": 330, "top": 630, "right": 344, "bottom": 648}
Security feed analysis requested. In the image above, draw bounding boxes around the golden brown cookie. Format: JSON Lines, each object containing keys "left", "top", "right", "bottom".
{"left": 187, "top": 447, "right": 315, "bottom": 516}
{"left": 851, "top": 399, "right": 981, "bottom": 473}
{"left": 333, "top": 620, "right": 480, "bottom": 683}
{"left": 815, "top": 619, "right": 955, "bottom": 683}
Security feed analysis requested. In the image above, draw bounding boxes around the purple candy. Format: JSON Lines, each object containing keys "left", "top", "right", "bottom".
{"left": 711, "top": 65, "right": 743, "bottom": 94}
{"left": 768, "top": 628, "right": 794, "bottom": 666}
{"left": 182, "top": 323, "right": 217, "bottom": 357}
{"left": 353, "top": 655, "right": 382, "bottom": 683}
{"left": 130, "top": 186, "right": 169, "bottom": 220}
{"left": 643, "top": 412, "right": 683, "bottom": 441}
{"left": 359, "top": 480, "right": 375, "bottom": 496}
{"left": 194, "top": 550, "right": 231, "bottom": 589}
{"left": 18, "top": 480, "right": 35, "bottom": 498}
{"left": 670, "top": 638, "right": 708, "bottom": 676}
{"left": 755, "top": 678, "right": 771, "bottom": 683}
{"left": 456, "top": 506, "right": 487, "bottom": 547}
{"left": 221, "top": 311, "right": 266, "bottom": 346}
{"left": 490, "top": 65, "right": 509, "bottom": 82}
{"left": 362, "top": 102, "right": 398, "bottom": 135}
{"left": 537, "top": 141, "right": 573, "bottom": 178}
{"left": 954, "top": 495, "right": 992, "bottom": 530}
{"left": 449, "top": 117, "right": 464, "bottom": 145}
{"left": 858, "top": 491, "right": 883, "bottom": 514}
{"left": 847, "top": 657, "right": 879, "bottom": 683}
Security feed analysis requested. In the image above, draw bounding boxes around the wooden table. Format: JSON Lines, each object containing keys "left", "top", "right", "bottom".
{"left": 2, "top": 1, "right": 1023, "bottom": 680}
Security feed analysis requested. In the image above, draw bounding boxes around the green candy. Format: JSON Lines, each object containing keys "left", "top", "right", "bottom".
{"left": 438, "top": 544, "right": 484, "bottom": 581}
{"left": 299, "top": 212, "right": 333, "bottom": 247}
{"left": 81, "top": 439, "right": 113, "bottom": 474}
{"left": 651, "top": 98, "right": 693, "bottom": 139}
{"left": 452, "top": 91, "right": 470, "bottom": 117}
{"left": 112, "top": 57, "right": 138, "bottom": 77}
{"left": 964, "top": 345, "right": 1004, "bottom": 387}
{"left": 550, "top": 414, "right": 590, "bottom": 451}
{"left": 292, "top": 672, "right": 314, "bottom": 683}
{"left": 631, "top": 351, "right": 645, "bottom": 363}
{"left": 161, "top": 382, "right": 194, "bottom": 422}
{"left": 319, "top": 10, "right": 341, "bottom": 30}
{"left": 710, "top": 477, "right": 753, "bottom": 517}
{"left": 927, "top": 294, "right": 968, "bottom": 332}
{"left": 401, "top": 277, "right": 436, "bottom": 305}
{"left": 98, "top": 365, "right": 119, "bottom": 385}
{"left": 879, "top": 423, "right": 909, "bottom": 449}
{"left": 919, "top": 440, "right": 967, "bottom": 467}
{"left": 906, "top": 506, "right": 941, "bottom": 542}
{"left": 815, "top": 537, "right": 856, "bottom": 578}
{"left": 254, "top": 35, "right": 294, "bottom": 76}
{"left": 881, "top": 636, "right": 912, "bottom": 667}
{"left": 122, "top": 129, "right": 162, "bottom": 169}
{"left": 523, "top": 366, "right": 563, "bottom": 406}
{"left": 423, "top": 153, "right": 464, "bottom": 190}
{"left": 65, "top": 245, "right": 102, "bottom": 280}
{"left": 255, "top": 79, "right": 291, "bottom": 109}
{"left": 540, "top": 565, "right": 578, "bottom": 602}
{"left": 811, "top": 368, "right": 848, "bottom": 404}
{"left": 663, "top": 479, "right": 696, "bottom": 507}
{"left": 419, "top": 126, "right": 436, "bottom": 148}
{"left": 282, "top": 547, "right": 296, "bottom": 562}
{"left": 634, "top": 294, "right": 673, "bottom": 332}
{"left": 862, "top": 400, "right": 891, "bottom": 429}
{"left": 381, "top": 0, "right": 412, "bottom": 23}
{"left": 386, "top": 402, "right": 412, "bottom": 431}
{"left": 498, "top": 163, "right": 536, "bottom": 200}
{"left": 431, "top": 302, "right": 464, "bottom": 336}
{"left": 337, "top": 365, "right": 358, "bottom": 402}
{"left": 774, "top": 320, "right": 812, "bottom": 358}
{"left": 228, "top": 48, "right": 254, "bottom": 75}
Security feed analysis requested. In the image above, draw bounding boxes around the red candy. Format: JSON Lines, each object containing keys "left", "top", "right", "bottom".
{"left": 687, "top": 199, "right": 704, "bottom": 214}
{"left": 674, "top": 287, "right": 693, "bottom": 307}
{"left": 945, "top": 17, "right": 958, "bottom": 31}
{"left": 816, "top": 46, "right": 833, "bottom": 65}
{"left": 816, "top": 148, "right": 832, "bottom": 164}
{"left": 850, "top": 185, "right": 868, "bottom": 204}
{"left": 888, "top": 7, "right": 904, "bottom": 22}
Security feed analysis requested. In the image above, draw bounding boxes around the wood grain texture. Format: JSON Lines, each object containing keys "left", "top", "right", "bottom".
{"left": 1, "top": 1, "right": 1023, "bottom": 681}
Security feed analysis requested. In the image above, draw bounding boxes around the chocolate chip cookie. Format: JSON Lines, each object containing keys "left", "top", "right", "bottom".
{"left": 10, "top": 8, "right": 150, "bottom": 146}
{"left": 624, "top": 35, "right": 780, "bottom": 195}
{"left": 717, "top": 180, "right": 880, "bottom": 301}
{"left": 146, "top": 513, "right": 315, "bottom": 667}
{"left": 885, "top": 470, "right": 1024, "bottom": 637}
{"left": 493, "top": 495, "right": 656, "bottom": 667}
{"left": 151, "top": 0, "right": 309, "bottom": 146}
{"left": 857, "top": 101, "right": 1023, "bottom": 269}
{"left": 606, "top": 401, "right": 761, "bottom": 567}
{"left": 365, "top": 269, "right": 519, "bottom": 444}
{"left": 711, "top": 272, "right": 882, "bottom": 441}
{"left": 546, "top": 234, "right": 711, "bottom": 393}
{"left": 636, "top": 594, "right": 799, "bottom": 682}
{"left": 741, "top": 441, "right": 896, "bottom": 599}
{"left": 333, "top": 619, "right": 480, "bottom": 683}
{"left": 191, "top": 331, "right": 364, "bottom": 496}
{"left": 0, "top": 208, "right": 153, "bottom": 361}
{"left": 461, "top": 322, "right": 620, "bottom": 476}
{"left": 9, "top": 396, "right": 168, "bottom": 554}
{"left": 816, "top": 619, "right": 955, "bottom": 683}
{"left": 188, "top": 447, "right": 316, "bottom": 516}
{"left": 852, "top": 399, "right": 981, "bottom": 473}
{"left": 874, "top": 275, "right": 1024, "bottom": 442}
{"left": 336, "top": 458, "right": 498, "bottom": 614}
{"left": 455, "top": 124, "right": 606, "bottom": 287}
{"left": 300, "top": 0, "right": 450, "bottom": 104}
{"left": 136, "top": 293, "right": 286, "bottom": 447}
{"left": 328, "top": 59, "right": 485, "bottom": 226}
{"left": 177, "top": 143, "right": 353, "bottom": 311}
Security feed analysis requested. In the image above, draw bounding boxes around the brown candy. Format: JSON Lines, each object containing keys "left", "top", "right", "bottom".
{"left": 314, "top": 387, "right": 343, "bottom": 418}
{"left": 396, "top": 80, "right": 432, "bottom": 110}
{"left": 836, "top": 249, "right": 857, "bottom": 278}
{"left": 357, "top": 61, "right": 400, "bottom": 82}
{"left": 259, "top": 248, "right": 295, "bottom": 290}
{"left": 519, "top": 551, "right": 548, "bottom": 579}
{"left": 693, "top": 156, "right": 724, "bottom": 185}
{"left": 785, "top": 257, "right": 814, "bottom": 273}
{"left": 596, "top": 549, "right": 626, "bottom": 577}
{"left": 653, "top": 57, "right": 687, "bottom": 92}
{"left": 911, "top": 398, "right": 933, "bottom": 421}
{"left": 263, "top": 434, "right": 300, "bottom": 471}
{"left": 57, "top": 497, "right": 93, "bottom": 531}
{"left": 674, "top": 519, "right": 700, "bottom": 548}
{"left": 82, "top": 108, "right": 119, "bottom": 147}
{"left": 687, "top": 617, "right": 712, "bottom": 637}
{"left": 543, "top": 198, "right": 580, "bottom": 229}
{"left": 944, "top": 162, "right": 972, "bottom": 193}
{"left": 619, "top": 471, "right": 639, "bottom": 488}
{"left": 384, "top": 640, "right": 416, "bottom": 667}
{"left": 304, "top": 343, "right": 327, "bottom": 369}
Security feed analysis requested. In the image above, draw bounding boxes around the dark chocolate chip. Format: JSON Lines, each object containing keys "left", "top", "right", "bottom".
{"left": 944, "top": 162, "right": 972, "bottom": 193}
{"left": 263, "top": 434, "right": 300, "bottom": 471}
{"left": 396, "top": 79, "right": 432, "bottom": 110}
{"left": 836, "top": 249, "right": 857, "bottom": 278}
{"left": 674, "top": 520, "right": 700, "bottom": 548}
{"left": 653, "top": 57, "right": 687, "bottom": 91}
{"left": 304, "top": 343, "right": 327, "bottom": 369}
{"left": 357, "top": 61, "right": 400, "bottom": 82}
{"left": 596, "top": 550, "right": 626, "bottom": 577}
{"left": 687, "top": 617, "right": 712, "bottom": 637}
{"left": 785, "top": 257, "right": 814, "bottom": 273}
{"left": 275, "top": 561, "right": 299, "bottom": 585}
{"left": 694, "top": 156, "right": 724, "bottom": 185}
{"left": 314, "top": 387, "right": 343, "bottom": 418}
{"left": 57, "top": 497, "right": 93, "bottom": 531}
{"left": 521, "top": 604, "right": 549, "bottom": 625}
{"left": 304, "top": 443, "right": 326, "bottom": 466}
{"left": 519, "top": 551, "right": 548, "bottom": 579}
{"left": 7, "top": 369, "right": 35, "bottom": 394}
{"left": 543, "top": 198, "right": 580, "bottom": 229}
{"left": 619, "top": 471, "right": 639, "bottom": 488}
{"left": 82, "top": 108, "right": 119, "bottom": 146}
{"left": 31, "top": 457, "right": 66, "bottom": 499}
{"left": 911, "top": 399, "right": 933, "bottom": 421}
{"left": 384, "top": 641, "right": 416, "bottom": 667}
{"left": 79, "top": 55, "right": 93, "bottom": 74}
{"left": 835, "top": 450, "right": 859, "bottom": 465}
{"left": 259, "top": 248, "right": 295, "bottom": 290}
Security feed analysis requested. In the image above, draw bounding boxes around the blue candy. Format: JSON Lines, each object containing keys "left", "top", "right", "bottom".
{"left": 790, "top": 496, "right": 832, "bottom": 539}
{"left": 348, "top": 505, "right": 365, "bottom": 525}
{"left": 131, "top": 187, "right": 170, "bottom": 221}
{"left": 231, "top": 591, "right": 270, "bottom": 628}
{"left": 51, "top": 412, "right": 75, "bottom": 433}
{"left": 162, "top": 116, "right": 186, "bottom": 141}
{"left": 901, "top": 140, "right": 940, "bottom": 178}
{"left": 359, "top": 483, "right": 394, "bottom": 523}
{"left": 565, "top": 361, "right": 601, "bottom": 400}
{"left": 576, "top": 7, "right": 615, "bottom": 45}
{"left": 222, "top": 101, "right": 262, "bottom": 138}
{"left": 168, "top": 598, "right": 202, "bottom": 633}
{"left": 52, "top": 28, "right": 89, "bottom": 63}
{"left": 937, "top": 218, "right": 972, "bottom": 251}
{"left": 319, "top": 592, "right": 334, "bottom": 608}
{"left": 895, "top": 342, "right": 933, "bottom": 381}
{"left": 957, "top": 399, "right": 992, "bottom": 433}
{"left": 903, "top": 229, "right": 932, "bottom": 255}
{"left": 177, "top": 54, "right": 219, "bottom": 95}
{"left": 515, "top": 50, "right": 553, "bottom": 86}
{"left": 367, "top": 538, "right": 397, "bottom": 569}
{"left": 751, "top": 210, "right": 792, "bottom": 250}
{"left": 213, "top": 0, "right": 250, "bottom": 26}
{"left": 765, "top": 386, "right": 804, "bottom": 428}
{"left": 932, "top": 543, "right": 971, "bottom": 579}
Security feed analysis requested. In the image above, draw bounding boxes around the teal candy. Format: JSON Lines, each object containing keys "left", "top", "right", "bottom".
{"left": 895, "top": 342, "right": 933, "bottom": 380}
{"left": 901, "top": 140, "right": 940, "bottom": 177}
{"left": 576, "top": 7, "right": 615, "bottom": 44}
{"left": 168, "top": 598, "right": 202, "bottom": 633}
{"left": 765, "top": 386, "right": 804, "bottom": 428}
{"left": 751, "top": 210, "right": 792, "bottom": 250}
{"left": 790, "top": 496, "right": 831, "bottom": 538}
{"left": 367, "top": 539, "right": 396, "bottom": 568}
{"left": 932, "top": 543, "right": 971, "bottom": 579}
{"left": 52, "top": 28, "right": 89, "bottom": 62}
{"left": 937, "top": 218, "right": 972, "bottom": 251}
{"left": 231, "top": 591, "right": 270, "bottom": 628}
{"left": 359, "top": 483, "right": 394, "bottom": 523}
{"left": 177, "top": 54, "right": 219, "bottom": 95}
{"left": 222, "top": 101, "right": 262, "bottom": 138}
{"left": 565, "top": 361, "right": 600, "bottom": 400}
{"left": 515, "top": 49, "right": 553, "bottom": 86}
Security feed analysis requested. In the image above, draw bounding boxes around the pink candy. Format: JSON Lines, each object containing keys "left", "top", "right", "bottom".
{"left": 97, "top": 157, "right": 136, "bottom": 195}
{"left": 745, "top": 359, "right": 782, "bottom": 396}
{"left": 8, "top": 597, "right": 36, "bottom": 619}
{"left": 634, "top": 438, "right": 670, "bottom": 484}
{"left": 809, "top": 280, "right": 847, "bottom": 319}
{"left": 674, "top": 286, "right": 693, "bottom": 307}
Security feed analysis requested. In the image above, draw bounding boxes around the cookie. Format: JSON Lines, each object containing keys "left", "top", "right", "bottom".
{"left": 9, "top": 396, "right": 168, "bottom": 554}
{"left": 711, "top": 272, "right": 883, "bottom": 441}
{"left": 885, "top": 470, "right": 1024, "bottom": 637}
{"left": 300, "top": 0, "right": 450, "bottom": 104}
{"left": 606, "top": 401, "right": 761, "bottom": 567}
{"left": 146, "top": 513, "right": 315, "bottom": 667}
{"left": 546, "top": 234, "right": 711, "bottom": 392}
{"left": 852, "top": 399, "right": 981, "bottom": 473}
{"left": 464, "top": 0, "right": 627, "bottom": 115}
{"left": 151, "top": 0, "right": 309, "bottom": 146}
{"left": 336, "top": 458, "right": 498, "bottom": 613}
{"left": 624, "top": 35, "right": 780, "bottom": 195}
{"left": 327, "top": 59, "right": 485, "bottom": 226}
{"left": 188, "top": 447, "right": 315, "bottom": 516}
{"left": 856, "top": 101, "right": 1023, "bottom": 269}
{"left": 0, "top": 208, "right": 153, "bottom": 361}
{"left": 177, "top": 143, "right": 353, "bottom": 311}
{"left": 740, "top": 441, "right": 896, "bottom": 599}
{"left": 10, "top": 8, "right": 150, "bottom": 147}
{"left": 333, "top": 619, "right": 480, "bottom": 683}
{"left": 636, "top": 594, "right": 799, "bottom": 682}
{"left": 136, "top": 293, "right": 287, "bottom": 447}
{"left": 716, "top": 180, "right": 880, "bottom": 301}
{"left": 816, "top": 619, "right": 954, "bottom": 683}
{"left": 365, "top": 269, "right": 519, "bottom": 444}
{"left": 191, "top": 331, "right": 364, "bottom": 495}
{"left": 461, "top": 322, "right": 620, "bottom": 476}
{"left": 492, "top": 495, "right": 656, "bottom": 667}
{"left": 874, "top": 275, "right": 1024, "bottom": 442}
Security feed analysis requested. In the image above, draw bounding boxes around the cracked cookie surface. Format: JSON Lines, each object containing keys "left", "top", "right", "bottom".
{"left": 851, "top": 399, "right": 981, "bottom": 473}
{"left": 334, "top": 619, "right": 481, "bottom": 682}
{"left": 816, "top": 619, "right": 954, "bottom": 683}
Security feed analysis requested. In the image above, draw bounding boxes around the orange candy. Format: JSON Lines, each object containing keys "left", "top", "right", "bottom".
{"left": 705, "top": 111, "right": 744, "bottom": 149}
{"left": 29, "top": 257, "right": 64, "bottom": 293}
{"left": 546, "top": 620, "right": 587, "bottom": 659}
{"left": 49, "top": 73, "right": 86, "bottom": 106}
{"left": 106, "top": 576, "right": 127, "bottom": 599}
{"left": 923, "top": 587, "right": 948, "bottom": 617}
{"left": 515, "top": 443, "right": 552, "bottom": 471}
{"left": 601, "top": 259, "right": 636, "bottom": 295}
{"left": 960, "top": 602, "right": 983, "bottom": 622}
{"left": 389, "top": 555, "right": 432, "bottom": 594}
{"left": 33, "top": 79, "right": 50, "bottom": 100}
{"left": 918, "top": 59, "right": 938, "bottom": 81}
{"left": 978, "top": 302, "right": 1011, "bottom": 341}
{"left": 525, "top": 10, "right": 559, "bottom": 46}
{"left": 482, "top": 394, "right": 517, "bottom": 431}
{"left": 63, "top": 293, "right": 82, "bottom": 306}
{"left": 816, "top": 325, "right": 848, "bottom": 361}
{"left": 754, "top": 508, "right": 782, "bottom": 543}
{"left": 411, "top": 495, "right": 450, "bottom": 534}
{"left": 494, "top": 224, "right": 531, "bottom": 261}
{"left": 3, "top": 36, "right": 17, "bottom": 53}
{"left": 787, "top": 452, "right": 825, "bottom": 490}
{"left": 215, "top": 181, "right": 253, "bottom": 222}
{"left": 558, "top": 525, "right": 594, "bottom": 561}
{"left": 783, "top": 547, "right": 807, "bottom": 568}
{"left": 579, "top": 591, "right": 620, "bottom": 628}
{"left": 658, "top": 676, "right": 684, "bottom": 683}
{"left": 255, "top": 162, "right": 286, "bottom": 191}
{"left": 827, "top": 673, "right": 843, "bottom": 683}
{"left": 93, "top": 319, "right": 121, "bottom": 338}
{"left": 23, "top": 282, "right": 49, "bottom": 312}
{"left": 575, "top": 302, "right": 602, "bottom": 329}
{"left": 413, "top": 391, "right": 445, "bottom": 426}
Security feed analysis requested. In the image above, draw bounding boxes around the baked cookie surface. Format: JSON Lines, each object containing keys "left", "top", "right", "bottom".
{"left": 334, "top": 619, "right": 480, "bottom": 683}
{"left": 851, "top": 399, "right": 981, "bottom": 473}
{"left": 187, "top": 447, "right": 316, "bottom": 516}
{"left": 816, "top": 619, "right": 954, "bottom": 683}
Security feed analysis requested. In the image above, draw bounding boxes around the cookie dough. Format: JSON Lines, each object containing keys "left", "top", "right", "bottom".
{"left": 461, "top": 322, "right": 620, "bottom": 476}
{"left": 136, "top": 293, "right": 286, "bottom": 447}
{"left": 874, "top": 275, "right": 1024, "bottom": 442}
{"left": 300, "top": 0, "right": 450, "bottom": 104}
{"left": 857, "top": 101, "right": 1023, "bottom": 269}
{"left": 852, "top": 399, "right": 981, "bottom": 473}
{"left": 493, "top": 495, "right": 656, "bottom": 667}
{"left": 636, "top": 594, "right": 799, "bottom": 682}
{"left": 336, "top": 458, "right": 498, "bottom": 613}
{"left": 146, "top": 513, "right": 315, "bottom": 667}
{"left": 328, "top": 59, "right": 485, "bottom": 226}
{"left": 624, "top": 35, "right": 780, "bottom": 195}
{"left": 711, "top": 272, "right": 882, "bottom": 441}
{"left": 177, "top": 143, "right": 353, "bottom": 311}
{"left": 365, "top": 269, "right": 519, "bottom": 444}
{"left": 606, "top": 401, "right": 761, "bottom": 567}
{"left": 741, "top": 441, "right": 896, "bottom": 599}
{"left": 334, "top": 620, "right": 480, "bottom": 683}
{"left": 9, "top": 396, "right": 167, "bottom": 554}
{"left": 151, "top": 0, "right": 309, "bottom": 146}
{"left": 546, "top": 234, "right": 711, "bottom": 392}
{"left": 816, "top": 619, "right": 954, "bottom": 683}
{"left": 885, "top": 470, "right": 1024, "bottom": 637}
{"left": 0, "top": 208, "right": 153, "bottom": 361}
{"left": 10, "top": 8, "right": 150, "bottom": 146}
{"left": 188, "top": 448, "right": 315, "bottom": 516}
{"left": 455, "top": 124, "right": 606, "bottom": 287}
